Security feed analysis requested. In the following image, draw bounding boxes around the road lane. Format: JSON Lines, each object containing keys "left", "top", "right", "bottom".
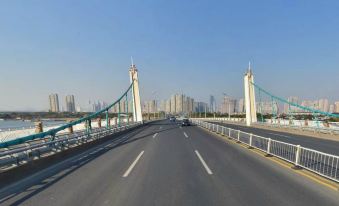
{"left": 185, "top": 124, "right": 339, "bottom": 206}
{"left": 0, "top": 122, "right": 162, "bottom": 206}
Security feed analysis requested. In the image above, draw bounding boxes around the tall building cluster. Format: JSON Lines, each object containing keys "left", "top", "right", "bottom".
{"left": 91, "top": 100, "right": 109, "bottom": 112}
{"left": 145, "top": 93, "right": 197, "bottom": 115}
{"left": 283, "top": 96, "right": 339, "bottom": 114}
{"left": 220, "top": 96, "right": 237, "bottom": 114}
{"left": 49, "top": 94, "right": 77, "bottom": 113}
{"left": 256, "top": 101, "right": 279, "bottom": 114}
{"left": 48, "top": 92, "right": 339, "bottom": 115}
{"left": 110, "top": 100, "right": 133, "bottom": 113}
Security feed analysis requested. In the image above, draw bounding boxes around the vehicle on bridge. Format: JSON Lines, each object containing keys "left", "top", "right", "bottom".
{"left": 169, "top": 116, "right": 176, "bottom": 122}
{"left": 181, "top": 118, "right": 191, "bottom": 126}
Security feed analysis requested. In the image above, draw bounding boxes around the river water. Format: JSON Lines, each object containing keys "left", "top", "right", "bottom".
{"left": 0, "top": 120, "right": 65, "bottom": 131}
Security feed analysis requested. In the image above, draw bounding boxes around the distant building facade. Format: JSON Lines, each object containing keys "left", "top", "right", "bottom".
{"left": 335, "top": 102, "right": 339, "bottom": 113}
{"left": 49, "top": 94, "right": 60, "bottom": 112}
{"left": 65, "top": 95, "right": 76, "bottom": 113}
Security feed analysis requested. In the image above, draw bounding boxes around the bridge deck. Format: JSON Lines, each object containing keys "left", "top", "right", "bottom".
{"left": 0, "top": 120, "right": 338, "bottom": 206}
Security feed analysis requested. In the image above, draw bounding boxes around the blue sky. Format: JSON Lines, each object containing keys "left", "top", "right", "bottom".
{"left": 0, "top": 0, "right": 339, "bottom": 111}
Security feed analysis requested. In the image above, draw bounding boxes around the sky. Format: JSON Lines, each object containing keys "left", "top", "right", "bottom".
{"left": 0, "top": 0, "right": 339, "bottom": 111}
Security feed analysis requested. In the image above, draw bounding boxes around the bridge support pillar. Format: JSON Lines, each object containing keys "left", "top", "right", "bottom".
{"left": 244, "top": 64, "right": 257, "bottom": 126}
{"left": 97, "top": 118, "right": 102, "bottom": 128}
{"left": 129, "top": 63, "right": 143, "bottom": 123}
{"left": 67, "top": 120, "right": 73, "bottom": 134}
{"left": 35, "top": 121, "right": 43, "bottom": 133}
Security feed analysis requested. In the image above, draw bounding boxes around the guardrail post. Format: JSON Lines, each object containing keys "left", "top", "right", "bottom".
{"left": 294, "top": 145, "right": 301, "bottom": 168}
{"left": 228, "top": 129, "right": 231, "bottom": 138}
{"left": 35, "top": 121, "right": 43, "bottom": 133}
{"left": 97, "top": 117, "right": 102, "bottom": 128}
{"left": 249, "top": 133, "right": 253, "bottom": 148}
{"left": 237, "top": 130, "right": 240, "bottom": 142}
{"left": 106, "top": 110, "right": 109, "bottom": 129}
{"left": 67, "top": 120, "right": 73, "bottom": 134}
{"left": 266, "top": 138, "right": 272, "bottom": 156}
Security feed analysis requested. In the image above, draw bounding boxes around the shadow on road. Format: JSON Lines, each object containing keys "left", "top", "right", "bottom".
{"left": 0, "top": 121, "right": 179, "bottom": 205}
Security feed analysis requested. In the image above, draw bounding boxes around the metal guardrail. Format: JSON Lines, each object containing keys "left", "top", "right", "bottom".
{"left": 0, "top": 122, "right": 142, "bottom": 171}
{"left": 255, "top": 122, "right": 339, "bottom": 135}
{"left": 195, "top": 118, "right": 339, "bottom": 135}
{"left": 192, "top": 119, "right": 339, "bottom": 183}
{"left": 0, "top": 82, "right": 134, "bottom": 149}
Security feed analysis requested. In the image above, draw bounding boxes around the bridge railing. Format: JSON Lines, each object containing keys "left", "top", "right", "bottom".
{"left": 195, "top": 117, "right": 339, "bottom": 135}
{"left": 0, "top": 121, "right": 142, "bottom": 171}
{"left": 192, "top": 119, "right": 339, "bottom": 183}
{"left": 0, "top": 82, "right": 135, "bottom": 149}
{"left": 255, "top": 121, "right": 339, "bottom": 135}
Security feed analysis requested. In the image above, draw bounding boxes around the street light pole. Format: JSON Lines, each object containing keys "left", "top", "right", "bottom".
{"left": 152, "top": 91, "right": 158, "bottom": 120}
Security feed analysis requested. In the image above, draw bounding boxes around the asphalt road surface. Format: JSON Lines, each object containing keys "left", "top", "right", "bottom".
{"left": 210, "top": 121, "right": 339, "bottom": 156}
{"left": 0, "top": 120, "right": 338, "bottom": 206}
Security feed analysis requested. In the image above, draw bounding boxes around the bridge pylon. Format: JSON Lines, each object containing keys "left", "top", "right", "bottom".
{"left": 129, "top": 63, "right": 143, "bottom": 122}
{"left": 244, "top": 63, "right": 257, "bottom": 126}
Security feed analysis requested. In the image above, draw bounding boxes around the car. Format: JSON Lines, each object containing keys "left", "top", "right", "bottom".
{"left": 181, "top": 118, "right": 191, "bottom": 126}
{"left": 169, "top": 116, "right": 176, "bottom": 122}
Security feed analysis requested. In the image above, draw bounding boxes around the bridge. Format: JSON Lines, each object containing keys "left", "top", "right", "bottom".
{"left": 0, "top": 63, "right": 339, "bottom": 206}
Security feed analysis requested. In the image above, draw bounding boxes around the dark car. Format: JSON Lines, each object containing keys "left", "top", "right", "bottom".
{"left": 170, "top": 116, "right": 176, "bottom": 122}
{"left": 181, "top": 118, "right": 190, "bottom": 126}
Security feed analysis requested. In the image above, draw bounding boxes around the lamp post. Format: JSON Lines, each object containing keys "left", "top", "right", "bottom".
{"left": 152, "top": 91, "right": 158, "bottom": 119}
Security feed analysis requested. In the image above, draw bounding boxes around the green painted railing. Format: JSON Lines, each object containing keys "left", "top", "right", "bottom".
{"left": 0, "top": 82, "right": 134, "bottom": 148}
{"left": 252, "top": 82, "right": 339, "bottom": 118}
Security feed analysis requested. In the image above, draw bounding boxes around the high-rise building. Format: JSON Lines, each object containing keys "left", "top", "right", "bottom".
{"left": 76, "top": 106, "right": 82, "bottom": 112}
{"left": 170, "top": 95, "right": 176, "bottom": 114}
{"left": 209, "top": 95, "right": 216, "bottom": 113}
{"left": 335, "top": 101, "right": 339, "bottom": 113}
{"left": 329, "top": 104, "right": 335, "bottom": 113}
{"left": 195, "top": 102, "right": 209, "bottom": 113}
{"left": 65, "top": 95, "right": 76, "bottom": 113}
{"left": 175, "top": 94, "right": 184, "bottom": 113}
{"left": 159, "top": 100, "right": 166, "bottom": 112}
{"left": 318, "top": 99, "right": 329, "bottom": 112}
{"left": 238, "top": 98, "right": 245, "bottom": 113}
{"left": 165, "top": 99, "right": 171, "bottom": 114}
{"left": 188, "top": 97, "right": 194, "bottom": 113}
{"left": 49, "top": 94, "right": 60, "bottom": 112}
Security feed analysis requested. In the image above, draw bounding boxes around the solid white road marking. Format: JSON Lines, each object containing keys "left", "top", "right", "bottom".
{"left": 267, "top": 132, "right": 292, "bottom": 139}
{"left": 183, "top": 132, "right": 188, "bottom": 138}
{"left": 123, "top": 151, "right": 144, "bottom": 177}
{"left": 153, "top": 133, "right": 158, "bottom": 138}
{"left": 195, "top": 150, "right": 213, "bottom": 175}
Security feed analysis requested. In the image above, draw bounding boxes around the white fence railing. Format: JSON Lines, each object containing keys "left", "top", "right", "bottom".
{"left": 192, "top": 119, "right": 339, "bottom": 183}
{"left": 194, "top": 117, "right": 339, "bottom": 135}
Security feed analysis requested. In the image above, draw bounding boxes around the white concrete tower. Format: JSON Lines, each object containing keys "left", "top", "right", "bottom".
{"left": 129, "top": 59, "right": 143, "bottom": 122}
{"left": 244, "top": 62, "right": 257, "bottom": 126}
